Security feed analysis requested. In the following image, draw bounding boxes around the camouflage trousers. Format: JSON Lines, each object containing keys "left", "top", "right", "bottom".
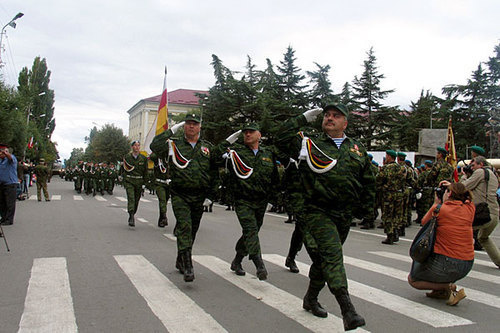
{"left": 381, "top": 191, "right": 404, "bottom": 235}
{"left": 36, "top": 181, "right": 49, "bottom": 201}
{"left": 155, "top": 183, "right": 170, "bottom": 215}
{"left": 301, "top": 206, "right": 350, "bottom": 292}
{"left": 171, "top": 191, "right": 204, "bottom": 253}
{"left": 74, "top": 177, "right": 82, "bottom": 191}
{"left": 401, "top": 189, "right": 411, "bottom": 226}
{"left": 287, "top": 215, "right": 304, "bottom": 259}
{"left": 234, "top": 199, "right": 267, "bottom": 257}
{"left": 124, "top": 181, "right": 142, "bottom": 214}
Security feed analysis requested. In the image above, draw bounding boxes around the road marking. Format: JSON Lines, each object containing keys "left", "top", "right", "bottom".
{"left": 369, "top": 251, "right": 500, "bottom": 285}
{"left": 137, "top": 218, "right": 148, "bottom": 223}
{"left": 263, "top": 254, "right": 473, "bottom": 328}
{"left": 51, "top": 195, "right": 61, "bottom": 200}
{"left": 122, "top": 209, "right": 128, "bottom": 213}
{"left": 29, "top": 196, "right": 37, "bottom": 201}
{"left": 110, "top": 203, "right": 117, "bottom": 206}
{"left": 163, "top": 233, "right": 176, "bottom": 241}
{"left": 342, "top": 255, "right": 500, "bottom": 309}
{"left": 140, "top": 198, "right": 151, "bottom": 203}
{"left": 116, "top": 197, "right": 127, "bottom": 202}
{"left": 18, "top": 257, "right": 77, "bottom": 333}
{"left": 73, "top": 195, "right": 83, "bottom": 201}
{"left": 193, "top": 255, "right": 367, "bottom": 333}
{"left": 350, "top": 229, "right": 412, "bottom": 242}
{"left": 114, "top": 255, "right": 227, "bottom": 333}
{"left": 95, "top": 196, "right": 107, "bottom": 202}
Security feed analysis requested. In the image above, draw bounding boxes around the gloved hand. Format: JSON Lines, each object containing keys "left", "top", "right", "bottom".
{"left": 142, "top": 185, "right": 146, "bottom": 190}
{"left": 170, "top": 121, "right": 185, "bottom": 134}
{"left": 203, "top": 198, "right": 213, "bottom": 207}
{"left": 225, "top": 130, "right": 242, "bottom": 144}
{"left": 222, "top": 152, "right": 229, "bottom": 159}
{"left": 302, "top": 108, "right": 323, "bottom": 122}
{"left": 415, "top": 192, "right": 422, "bottom": 200}
{"left": 118, "top": 176, "right": 123, "bottom": 182}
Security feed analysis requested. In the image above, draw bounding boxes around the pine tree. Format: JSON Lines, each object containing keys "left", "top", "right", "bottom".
{"left": 306, "top": 63, "right": 334, "bottom": 107}
{"left": 276, "top": 46, "right": 308, "bottom": 111}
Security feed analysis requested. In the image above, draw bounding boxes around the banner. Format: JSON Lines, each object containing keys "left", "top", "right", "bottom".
{"left": 445, "top": 116, "right": 459, "bottom": 182}
{"left": 143, "top": 67, "right": 168, "bottom": 154}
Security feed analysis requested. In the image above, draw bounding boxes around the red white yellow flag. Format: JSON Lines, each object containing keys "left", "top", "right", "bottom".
{"left": 143, "top": 67, "right": 168, "bottom": 154}
{"left": 445, "top": 116, "right": 459, "bottom": 182}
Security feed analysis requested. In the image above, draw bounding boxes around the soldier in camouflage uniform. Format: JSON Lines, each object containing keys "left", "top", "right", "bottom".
{"left": 150, "top": 152, "right": 169, "bottom": 227}
{"left": 150, "top": 112, "right": 216, "bottom": 283}
{"left": 377, "top": 150, "right": 406, "bottom": 244}
{"left": 120, "top": 141, "right": 148, "bottom": 227}
{"left": 360, "top": 155, "right": 380, "bottom": 229}
{"left": 276, "top": 104, "right": 374, "bottom": 331}
{"left": 397, "top": 152, "right": 416, "bottom": 235}
{"left": 214, "top": 123, "right": 279, "bottom": 280}
{"left": 429, "top": 147, "right": 454, "bottom": 187}
{"left": 74, "top": 161, "right": 84, "bottom": 193}
{"left": 418, "top": 160, "right": 435, "bottom": 219}
{"left": 34, "top": 158, "right": 50, "bottom": 202}
{"left": 104, "top": 163, "right": 118, "bottom": 195}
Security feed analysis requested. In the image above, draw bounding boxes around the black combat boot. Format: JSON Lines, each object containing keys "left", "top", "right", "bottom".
{"left": 334, "top": 287, "right": 366, "bottom": 331}
{"left": 230, "top": 253, "right": 246, "bottom": 276}
{"left": 181, "top": 251, "right": 195, "bottom": 282}
{"left": 175, "top": 252, "right": 184, "bottom": 274}
{"left": 393, "top": 229, "right": 400, "bottom": 242}
{"left": 302, "top": 284, "right": 328, "bottom": 318}
{"left": 399, "top": 226, "right": 405, "bottom": 237}
{"left": 250, "top": 254, "right": 268, "bottom": 280}
{"left": 158, "top": 213, "right": 168, "bottom": 227}
{"left": 285, "top": 256, "right": 299, "bottom": 273}
{"left": 381, "top": 233, "right": 394, "bottom": 244}
{"left": 284, "top": 213, "right": 293, "bottom": 224}
{"left": 128, "top": 213, "right": 135, "bottom": 227}
{"left": 360, "top": 220, "right": 374, "bottom": 229}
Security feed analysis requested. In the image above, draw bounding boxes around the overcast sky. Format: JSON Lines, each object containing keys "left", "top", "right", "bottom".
{"left": 0, "top": 0, "right": 499, "bottom": 160}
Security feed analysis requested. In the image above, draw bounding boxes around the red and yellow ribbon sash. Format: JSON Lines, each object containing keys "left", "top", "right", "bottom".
{"left": 168, "top": 140, "right": 190, "bottom": 169}
{"left": 298, "top": 132, "right": 337, "bottom": 174}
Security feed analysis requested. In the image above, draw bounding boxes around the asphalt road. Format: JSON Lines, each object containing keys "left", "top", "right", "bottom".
{"left": 0, "top": 178, "right": 499, "bottom": 333}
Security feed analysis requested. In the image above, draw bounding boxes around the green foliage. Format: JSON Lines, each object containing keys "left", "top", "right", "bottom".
{"left": 0, "top": 80, "right": 26, "bottom": 156}
{"left": 83, "top": 124, "right": 130, "bottom": 163}
{"left": 64, "top": 147, "right": 85, "bottom": 168}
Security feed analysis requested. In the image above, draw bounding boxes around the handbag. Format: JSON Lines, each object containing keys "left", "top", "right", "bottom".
{"left": 473, "top": 168, "right": 491, "bottom": 226}
{"left": 410, "top": 204, "right": 441, "bottom": 263}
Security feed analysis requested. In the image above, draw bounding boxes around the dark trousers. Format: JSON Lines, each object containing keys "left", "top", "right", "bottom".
{"left": 0, "top": 183, "right": 17, "bottom": 224}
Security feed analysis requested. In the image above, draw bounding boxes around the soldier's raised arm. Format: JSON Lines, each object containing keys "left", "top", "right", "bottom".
{"left": 150, "top": 121, "right": 185, "bottom": 157}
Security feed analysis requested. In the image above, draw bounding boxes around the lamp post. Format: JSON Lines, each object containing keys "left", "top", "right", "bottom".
{"left": 0, "top": 12, "right": 24, "bottom": 68}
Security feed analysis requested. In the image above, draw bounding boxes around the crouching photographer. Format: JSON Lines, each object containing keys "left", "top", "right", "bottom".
{"left": 408, "top": 182, "right": 474, "bottom": 306}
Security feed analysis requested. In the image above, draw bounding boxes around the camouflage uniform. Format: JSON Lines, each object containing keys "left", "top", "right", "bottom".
{"left": 150, "top": 153, "right": 170, "bottom": 227}
{"left": 429, "top": 159, "right": 454, "bottom": 186}
{"left": 34, "top": 163, "right": 50, "bottom": 201}
{"left": 400, "top": 163, "right": 416, "bottom": 230}
{"left": 276, "top": 114, "right": 375, "bottom": 293}
{"left": 150, "top": 128, "right": 216, "bottom": 254}
{"left": 376, "top": 161, "right": 406, "bottom": 239}
{"left": 120, "top": 153, "right": 148, "bottom": 215}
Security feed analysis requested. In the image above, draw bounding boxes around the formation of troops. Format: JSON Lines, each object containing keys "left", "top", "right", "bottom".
{"left": 58, "top": 105, "right": 497, "bottom": 331}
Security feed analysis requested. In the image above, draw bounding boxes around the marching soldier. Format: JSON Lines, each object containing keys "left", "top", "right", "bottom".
{"left": 214, "top": 123, "right": 280, "bottom": 280}
{"left": 150, "top": 152, "right": 170, "bottom": 227}
{"left": 276, "top": 104, "right": 375, "bottom": 331}
{"left": 150, "top": 112, "right": 217, "bottom": 283}
{"left": 106, "top": 163, "right": 118, "bottom": 195}
{"left": 397, "top": 152, "right": 416, "bottom": 235}
{"left": 377, "top": 150, "right": 406, "bottom": 244}
{"left": 428, "top": 147, "right": 454, "bottom": 187}
{"left": 120, "top": 141, "right": 148, "bottom": 227}
{"left": 74, "top": 161, "right": 84, "bottom": 193}
{"left": 34, "top": 158, "right": 50, "bottom": 202}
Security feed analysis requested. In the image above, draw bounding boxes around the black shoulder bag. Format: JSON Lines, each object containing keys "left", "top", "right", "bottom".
{"left": 473, "top": 168, "right": 491, "bottom": 226}
{"left": 410, "top": 204, "right": 441, "bottom": 263}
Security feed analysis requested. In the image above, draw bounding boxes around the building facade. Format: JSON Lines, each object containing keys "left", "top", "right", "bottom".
{"left": 127, "top": 89, "right": 208, "bottom": 144}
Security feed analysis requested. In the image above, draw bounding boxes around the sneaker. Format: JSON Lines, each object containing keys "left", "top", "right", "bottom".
{"left": 446, "top": 288, "right": 466, "bottom": 306}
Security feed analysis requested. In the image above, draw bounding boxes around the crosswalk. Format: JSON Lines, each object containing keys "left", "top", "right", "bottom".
{"left": 26, "top": 194, "right": 158, "bottom": 202}
{"left": 15, "top": 251, "right": 499, "bottom": 332}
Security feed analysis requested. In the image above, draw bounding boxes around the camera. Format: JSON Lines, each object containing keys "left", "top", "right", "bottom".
{"left": 463, "top": 164, "right": 473, "bottom": 177}
{"left": 434, "top": 185, "right": 448, "bottom": 202}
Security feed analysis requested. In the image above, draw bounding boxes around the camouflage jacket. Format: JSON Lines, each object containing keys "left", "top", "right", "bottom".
{"left": 213, "top": 140, "right": 280, "bottom": 203}
{"left": 121, "top": 153, "right": 148, "bottom": 185}
{"left": 149, "top": 153, "right": 169, "bottom": 183}
{"left": 376, "top": 161, "right": 406, "bottom": 193}
{"left": 275, "top": 115, "right": 376, "bottom": 219}
{"left": 150, "top": 129, "right": 216, "bottom": 198}
{"left": 429, "top": 159, "right": 454, "bottom": 186}
{"left": 34, "top": 164, "right": 50, "bottom": 182}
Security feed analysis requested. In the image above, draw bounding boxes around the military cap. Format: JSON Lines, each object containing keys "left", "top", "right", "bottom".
{"left": 424, "top": 160, "right": 433, "bottom": 166}
{"left": 0, "top": 143, "right": 9, "bottom": 149}
{"left": 397, "top": 152, "right": 407, "bottom": 158}
{"left": 436, "top": 146, "right": 448, "bottom": 155}
{"left": 185, "top": 112, "right": 201, "bottom": 123}
{"left": 471, "top": 145, "right": 485, "bottom": 156}
{"left": 372, "top": 160, "right": 379, "bottom": 167}
{"left": 405, "top": 159, "right": 412, "bottom": 166}
{"left": 131, "top": 140, "right": 140, "bottom": 146}
{"left": 367, "top": 153, "right": 373, "bottom": 159}
{"left": 242, "top": 122, "right": 260, "bottom": 131}
{"left": 420, "top": 164, "right": 425, "bottom": 169}
{"left": 323, "top": 103, "right": 349, "bottom": 117}
{"left": 385, "top": 149, "right": 397, "bottom": 158}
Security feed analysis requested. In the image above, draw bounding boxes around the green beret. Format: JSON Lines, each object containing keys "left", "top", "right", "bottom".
{"left": 471, "top": 145, "right": 485, "bottom": 156}
{"left": 242, "top": 122, "right": 260, "bottom": 131}
{"left": 424, "top": 160, "right": 433, "bottom": 166}
{"left": 386, "top": 149, "right": 397, "bottom": 158}
{"left": 397, "top": 152, "right": 407, "bottom": 158}
{"left": 185, "top": 112, "right": 201, "bottom": 123}
{"left": 436, "top": 147, "right": 448, "bottom": 155}
{"left": 323, "top": 103, "right": 349, "bottom": 117}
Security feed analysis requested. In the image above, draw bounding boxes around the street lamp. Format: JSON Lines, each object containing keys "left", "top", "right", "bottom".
{"left": 0, "top": 12, "right": 24, "bottom": 67}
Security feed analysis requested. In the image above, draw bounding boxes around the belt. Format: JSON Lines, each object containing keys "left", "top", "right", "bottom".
{"left": 125, "top": 175, "right": 143, "bottom": 179}
{"left": 155, "top": 178, "right": 169, "bottom": 184}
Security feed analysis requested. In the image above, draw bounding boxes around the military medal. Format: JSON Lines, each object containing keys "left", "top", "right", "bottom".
{"left": 169, "top": 140, "right": 190, "bottom": 169}
{"left": 298, "top": 133, "right": 337, "bottom": 174}
{"left": 229, "top": 149, "right": 253, "bottom": 179}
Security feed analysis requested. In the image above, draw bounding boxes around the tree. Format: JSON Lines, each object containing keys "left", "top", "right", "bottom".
{"left": 276, "top": 46, "right": 308, "bottom": 110}
{"left": 64, "top": 147, "right": 85, "bottom": 168}
{"left": 0, "top": 80, "right": 25, "bottom": 156}
{"left": 84, "top": 124, "right": 130, "bottom": 163}
{"left": 349, "top": 47, "right": 395, "bottom": 149}
{"left": 306, "top": 63, "right": 335, "bottom": 107}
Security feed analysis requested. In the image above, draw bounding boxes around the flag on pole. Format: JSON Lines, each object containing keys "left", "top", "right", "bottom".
{"left": 445, "top": 116, "right": 459, "bottom": 182}
{"left": 27, "top": 136, "right": 34, "bottom": 149}
{"left": 143, "top": 67, "right": 168, "bottom": 154}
